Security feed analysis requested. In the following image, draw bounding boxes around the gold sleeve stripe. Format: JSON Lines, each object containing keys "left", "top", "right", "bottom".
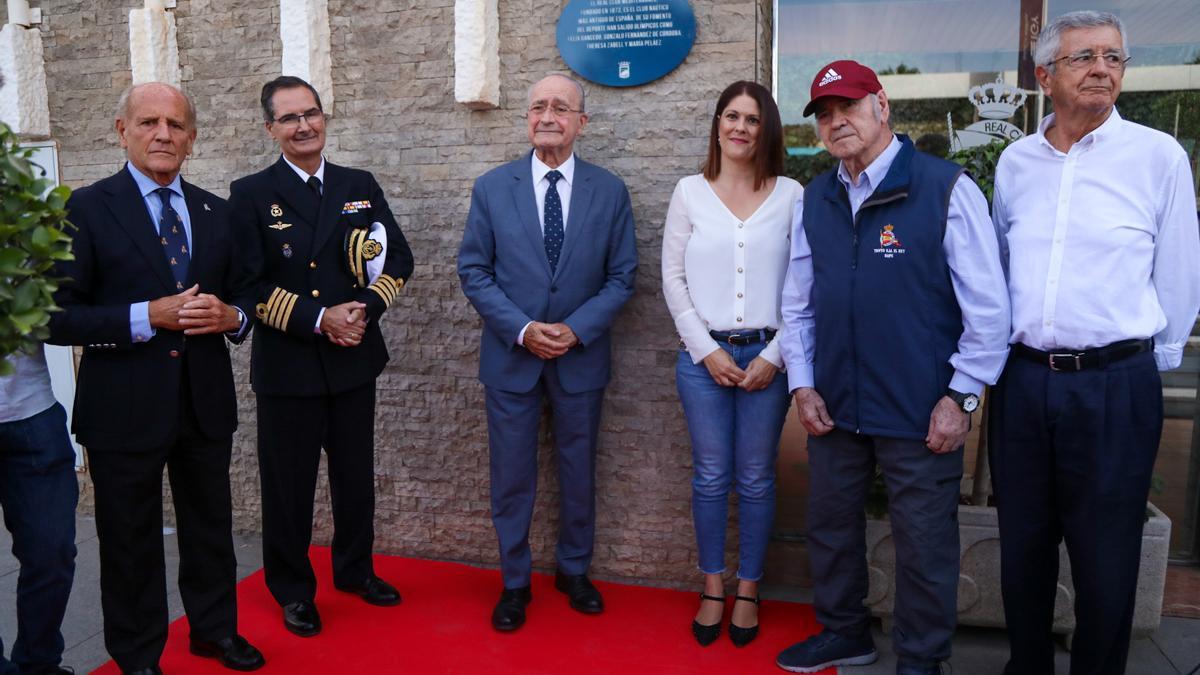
{"left": 263, "top": 287, "right": 300, "bottom": 332}
{"left": 264, "top": 288, "right": 286, "bottom": 327}
{"left": 368, "top": 274, "right": 405, "bottom": 308}
{"left": 277, "top": 292, "right": 298, "bottom": 332}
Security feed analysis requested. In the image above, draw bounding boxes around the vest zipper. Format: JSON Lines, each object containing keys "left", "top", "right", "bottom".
{"left": 846, "top": 190, "right": 906, "bottom": 435}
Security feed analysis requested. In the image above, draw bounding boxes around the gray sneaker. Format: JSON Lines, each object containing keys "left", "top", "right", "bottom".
{"left": 776, "top": 628, "right": 878, "bottom": 673}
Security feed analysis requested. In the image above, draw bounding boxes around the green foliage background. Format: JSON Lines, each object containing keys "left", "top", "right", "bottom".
{"left": 0, "top": 123, "right": 74, "bottom": 375}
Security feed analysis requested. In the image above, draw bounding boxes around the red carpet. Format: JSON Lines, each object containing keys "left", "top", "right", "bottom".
{"left": 93, "top": 548, "right": 830, "bottom": 674}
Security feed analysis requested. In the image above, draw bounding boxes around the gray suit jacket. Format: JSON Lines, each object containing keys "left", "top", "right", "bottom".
{"left": 457, "top": 152, "right": 637, "bottom": 393}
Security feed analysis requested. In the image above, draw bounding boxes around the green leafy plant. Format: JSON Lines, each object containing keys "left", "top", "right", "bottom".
{"left": 948, "top": 137, "right": 1015, "bottom": 205}
{"left": 0, "top": 122, "right": 73, "bottom": 375}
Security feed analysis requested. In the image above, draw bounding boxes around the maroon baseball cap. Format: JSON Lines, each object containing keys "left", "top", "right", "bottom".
{"left": 803, "top": 60, "right": 883, "bottom": 117}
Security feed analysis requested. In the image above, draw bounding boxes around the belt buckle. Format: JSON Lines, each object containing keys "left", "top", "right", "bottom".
{"left": 726, "top": 334, "right": 742, "bottom": 345}
{"left": 1047, "top": 353, "right": 1081, "bottom": 371}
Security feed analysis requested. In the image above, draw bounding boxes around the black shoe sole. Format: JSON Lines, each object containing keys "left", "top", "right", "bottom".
{"left": 333, "top": 584, "right": 403, "bottom": 607}
{"left": 492, "top": 617, "right": 525, "bottom": 632}
{"left": 283, "top": 621, "right": 321, "bottom": 638}
{"left": 188, "top": 644, "right": 266, "bottom": 672}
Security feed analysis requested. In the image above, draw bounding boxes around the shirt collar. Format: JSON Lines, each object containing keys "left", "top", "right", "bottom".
{"left": 282, "top": 154, "right": 326, "bottom": 184}
{"left": 126, "top": 162, "right": 184, "bottom": 200}
{"left": 531, "top": 152, "right": 575, "bottom": 187}
{"left": 837, "top": 133, "right": 901, "bottom": 192}
{"left": 1036, "top": 107, "right": 1123, "bottom": 153}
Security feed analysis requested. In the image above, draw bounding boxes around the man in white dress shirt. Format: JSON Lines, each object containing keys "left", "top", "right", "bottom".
{"left": 775, "top": 60, "right": 1011, "bottom": 675}
{"left": 989, "top": 11, "right": 1200, "bottom": 675}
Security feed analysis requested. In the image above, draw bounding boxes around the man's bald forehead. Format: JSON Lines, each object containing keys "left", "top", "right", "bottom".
{"left": 117, "top": 82, "right": 197, "bottom": 128}
{"left": 528, "top": 74, "right": 586, "bottom": 112}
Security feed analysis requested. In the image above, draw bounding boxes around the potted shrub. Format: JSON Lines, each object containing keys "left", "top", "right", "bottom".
{"left": 0, "top": 120, "right": 73, "bottom": 374}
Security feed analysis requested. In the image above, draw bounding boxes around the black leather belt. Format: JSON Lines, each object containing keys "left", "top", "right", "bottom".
{"left": 709, "top": 329, "right": 777, "bottom": 346}
{"left": 1012, "top": 338, "right": 1152, "bottom": 372}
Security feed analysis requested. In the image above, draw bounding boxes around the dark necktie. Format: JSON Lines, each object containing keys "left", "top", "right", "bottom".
{"left": 155, "top": 187, "right": 190, "bottom": 290}
{"left": 307, "top": 175, "right": 323, "bottom": 199}
{"left": 543, "top": 170, "right": 564, "bottom": 273}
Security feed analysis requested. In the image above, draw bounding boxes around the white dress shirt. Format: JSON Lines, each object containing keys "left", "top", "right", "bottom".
{"left": 532, "top": 152, "right": 575, "bottom": 233}
{"left": 993, "top": 109, "right": 1200, "bottom": 370}
{"left": 517, "top": 152, "right": 577, "bottom": 345}
{"left": 662, "top": 174, "right": 804, "bottom": 367}
{"left": 779, "top": 135, "right": 1012, "bottom": 395}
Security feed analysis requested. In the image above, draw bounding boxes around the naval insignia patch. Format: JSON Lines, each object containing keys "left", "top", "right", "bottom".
{"left": 270, "top": 204, "right": 283, "bottom": 218}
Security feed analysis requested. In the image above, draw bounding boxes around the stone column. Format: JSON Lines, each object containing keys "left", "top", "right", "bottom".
{"left": 0, "top": 0, "right": 51, "bottom": 136}
{"left": 454, "top": 0, "right": 499, "bottom": 109}
{"left": 280, "top": 0, "right": 333, "bottom": 109}
{"left": 128, "top": 0, "right": 181, "bottom": 86}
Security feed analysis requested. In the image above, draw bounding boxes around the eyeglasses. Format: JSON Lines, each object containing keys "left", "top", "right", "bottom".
{"left": 1050, "top": 50, "right": 1132, "bottom": 70}
{"left": 527, "top": 103, "right": 584, "bottom": 118}
{"left": 272, "top": 109, "right": 326, "bottom": 128}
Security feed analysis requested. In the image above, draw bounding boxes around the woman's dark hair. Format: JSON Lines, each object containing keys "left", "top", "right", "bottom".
{"left": 702, "top": 80, "right": 785, "bottom": 190}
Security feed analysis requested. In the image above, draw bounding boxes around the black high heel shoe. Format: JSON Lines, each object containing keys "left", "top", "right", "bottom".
{"left": 728, "top": 594, "right": 760, "bottom": 647}
{"left": 691, "top": 593, "right": 725, "bottom": 646}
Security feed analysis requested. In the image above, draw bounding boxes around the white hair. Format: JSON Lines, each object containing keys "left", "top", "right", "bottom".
{"left": 1035, "top": 10, "right": 1129, "bottom": 73}
{"left": 527, "top": 73, "right": 587, "bottom": 112}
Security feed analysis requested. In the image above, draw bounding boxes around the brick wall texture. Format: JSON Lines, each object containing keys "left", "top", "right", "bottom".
{"left": 11, "top": 0, "right": 776, "bottom": 588}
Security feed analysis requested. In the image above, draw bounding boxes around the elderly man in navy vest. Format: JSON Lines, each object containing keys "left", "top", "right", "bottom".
{"left": 990, "top": 12, "right": 1200, "bottom": 675}
{"left": 775, "top": 61, "right": 1011, "bottom": 675}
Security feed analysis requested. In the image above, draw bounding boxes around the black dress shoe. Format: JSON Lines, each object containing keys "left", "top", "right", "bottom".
{"left": 554, "top": 570, "right": 604, "bottom": 614}
{"left": 123, "top": 668, "right": 162, "bottom": 675}
{"left": 189, "top": 635, "right": 266, "bottom": 671}
{"left": 491, "top": 586, "right": 532, "bottom": 632}
{"left": 692, "top": 592, "right": 725, "bottom": 646}
{"left": 282, "top": 600, "right": 322, "bottom": 637}
{"left": 728, "top": 594, "right": 760, "bottom": 647}
{"left": 335, "top": 575, "right": 402, "bottom": 606}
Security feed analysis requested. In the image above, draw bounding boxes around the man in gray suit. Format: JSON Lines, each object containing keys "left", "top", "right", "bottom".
{"left": 457, "top": 73, "right": 637, "bottom": 632}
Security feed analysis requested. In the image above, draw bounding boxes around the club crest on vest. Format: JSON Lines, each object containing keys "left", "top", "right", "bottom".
{"left": 875, "top": 224, "right": 906, "bottom": 258}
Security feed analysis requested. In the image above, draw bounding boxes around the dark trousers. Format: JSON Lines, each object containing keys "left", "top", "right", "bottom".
{"left": 989, "top": 351, "right": 1162, "bottom": 675}
{"left": 89, "top": 381, "right": 238, "bottom": 672}
{"left": 485, "top": 360, "right": 604, "bottom": 589}
{"left": 0, "top": 403, "right": 78, "bottom": 673}
{"left": 807, "top": 428, "right": 963, "bottom": 668}
{"left": 256, "top": 382, "right": 377, "bottom": 606}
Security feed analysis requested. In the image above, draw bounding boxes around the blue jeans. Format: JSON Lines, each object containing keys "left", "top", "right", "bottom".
{"left": 676, "top": 341, "right": 790, "bottom": 581}
{"left": 0, "top": 403, "right": 78, "bottom": 673}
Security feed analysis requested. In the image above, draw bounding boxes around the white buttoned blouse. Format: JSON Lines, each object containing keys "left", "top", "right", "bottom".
{"left": 661, "top": 174, "right": 803, "bottom": 366}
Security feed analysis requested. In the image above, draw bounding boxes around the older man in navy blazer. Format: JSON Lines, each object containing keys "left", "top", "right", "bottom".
{"left": 458, "top": 73, "right": 637, "bottom": 632}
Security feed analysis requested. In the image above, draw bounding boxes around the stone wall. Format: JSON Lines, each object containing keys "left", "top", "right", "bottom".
{"left": 11, "top": 0, "right": 774, "bottom": 588}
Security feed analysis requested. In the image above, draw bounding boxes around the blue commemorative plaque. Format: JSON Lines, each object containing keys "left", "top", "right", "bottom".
{"left": 556, "top": 0, "right": 696, "bottom": 87}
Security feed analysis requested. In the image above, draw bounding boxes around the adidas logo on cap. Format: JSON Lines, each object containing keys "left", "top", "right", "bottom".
{"left": 818, "top": 68, "right": 842, "bottom": 87}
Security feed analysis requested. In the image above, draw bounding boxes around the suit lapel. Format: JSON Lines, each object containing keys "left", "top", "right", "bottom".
{"left": 509, "top": 154, "right": 552, "bottom": 279}
{"left": 554, "top": 158, "right": 594, "bottom": 280}
{"left": 270, "top": 157, "right": 320, "bottom": 228}
{"left": 181, "top": 180, "right": 211, "bottom": 286}
{"left": 104, "top": 170, "right": 176, "bottom": 292}
{"left": 310, "top": 162, "right": 350, "bottom": 260}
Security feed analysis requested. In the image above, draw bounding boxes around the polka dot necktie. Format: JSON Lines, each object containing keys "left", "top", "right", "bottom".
{"left": 543, "top": 170, "right": 564, "bottom": 274}
{"left": 155, "top": 187, "right": 190, "bottom": 290}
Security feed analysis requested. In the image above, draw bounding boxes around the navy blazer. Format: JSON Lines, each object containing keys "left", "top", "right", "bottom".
{"left": 48, "top": 168, "right": 253, "bottom": 450}
{"left": 458, "top": 152, "right": 637, "bottom": 394}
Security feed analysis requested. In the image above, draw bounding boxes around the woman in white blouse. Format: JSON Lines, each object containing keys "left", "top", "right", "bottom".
{"left": 662, "top": 80, "right": 802, "bottom": 648}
